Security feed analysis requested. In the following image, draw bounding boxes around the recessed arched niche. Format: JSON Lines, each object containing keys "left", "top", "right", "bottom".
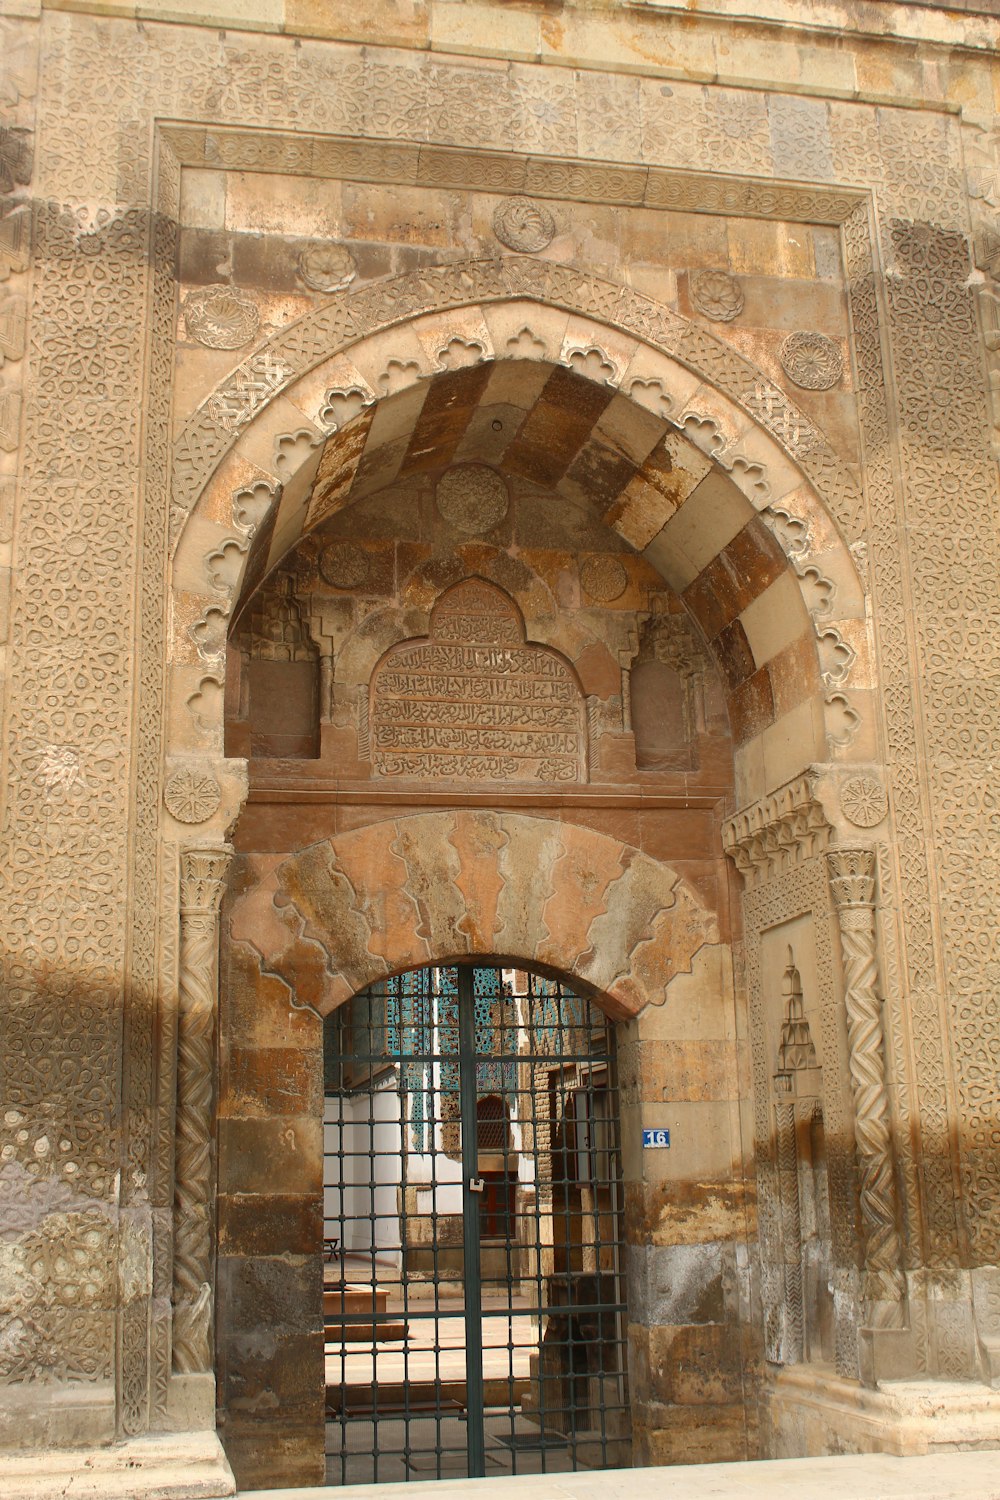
{"left": 232, "top": 571, "right": 321, "bottom": 760}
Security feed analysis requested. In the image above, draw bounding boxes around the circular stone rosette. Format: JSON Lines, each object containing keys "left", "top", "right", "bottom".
{"left": 493, "top": 198, "right": 556, "bottom": 254}
{"left": 183, "top": 284, "right": 259, "bottom": 350}
{"left": 690, "top": 269, "right": 744, "bottom": 323}
{"left": 436, "top": 465, "right": 509, "bottom": 535}
{"left": 580, "top": 555, "right": 628, "bottom": 603}
{"left": 164, "top": 768, "right": 221, "bottom": 824}
{"left": 779, "top": 330, "right": 844, "bottom": 391}
{"left": 840, "top": 774, "right": 888, "bottom": 829}
{"left": 298, "top": 242, "right": 357, "bottom": 294}
{"left": 319, "top": 541, "right": 370, "bottom": 590}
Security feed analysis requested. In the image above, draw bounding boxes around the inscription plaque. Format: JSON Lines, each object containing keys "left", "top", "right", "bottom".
{"left": 370, "top": 580, "right": 586, "bottom": 783}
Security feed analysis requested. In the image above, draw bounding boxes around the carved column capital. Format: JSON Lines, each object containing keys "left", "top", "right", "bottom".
{"left": 179, "top": 844, "right": 232, "bottom": 915}
{"left": 826, "top": 846, "right": 876, "bottom": 910}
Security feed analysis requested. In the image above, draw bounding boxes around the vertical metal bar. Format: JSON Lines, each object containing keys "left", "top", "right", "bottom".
{"left": 458, "top": 964, "right": 486, "bottom": 1479}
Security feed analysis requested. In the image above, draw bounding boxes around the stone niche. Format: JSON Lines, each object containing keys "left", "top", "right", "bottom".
{"left": 630, "top": 612, "right": 712, "bottom": 773}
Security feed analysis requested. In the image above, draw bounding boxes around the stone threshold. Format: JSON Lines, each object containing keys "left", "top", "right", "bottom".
{"left": 252, "top": 1452, "right": 1000, "bottom": 1499}
{"left": 0, "top": 1431, "right": 236, "bottom": 1500}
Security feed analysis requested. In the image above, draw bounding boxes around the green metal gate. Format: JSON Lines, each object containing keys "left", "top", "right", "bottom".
{"left": 322, "top": 963, "right": 629, "bottom": 1485}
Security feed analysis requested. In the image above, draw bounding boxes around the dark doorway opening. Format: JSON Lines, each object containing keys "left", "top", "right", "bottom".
{"left": 321, "top": 963, "right": 629, "bottom": 1484}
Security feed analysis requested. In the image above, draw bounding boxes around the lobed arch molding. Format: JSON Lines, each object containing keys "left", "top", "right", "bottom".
{"left": 227, "top": 811, "right": 720, "bottom": 1022}
{"left": 171, "top": 262, "right": 870, "bottom": 804}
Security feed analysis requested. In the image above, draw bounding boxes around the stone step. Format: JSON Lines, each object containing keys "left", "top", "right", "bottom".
{"left": 325, "top": 1318, "right": 410, "bottom": 1343}
{"left": 327, "top": 1376, "right": 531, "bottom": 1415}
{"left": 323, "top": 1284, "right": 389, "bottom": 1316}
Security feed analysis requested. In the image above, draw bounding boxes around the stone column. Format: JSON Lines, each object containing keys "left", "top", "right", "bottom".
{"left": 172, "top": 845, "right": 232, "bottom": 1374}
{"left": 826, "top": 849, "right": 905, "bottom": 1324}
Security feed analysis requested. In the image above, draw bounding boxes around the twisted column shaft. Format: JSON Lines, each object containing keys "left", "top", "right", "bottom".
{"left": 172, "top": 845, "right": 231, "bottom": 1374}
{"left": 827, "top": 849, "right": 905, "bottom": 1321}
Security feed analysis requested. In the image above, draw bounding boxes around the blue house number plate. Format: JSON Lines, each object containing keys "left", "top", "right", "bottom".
{"left": 642, "top": 1128, "right": 670, "bottom": 1148}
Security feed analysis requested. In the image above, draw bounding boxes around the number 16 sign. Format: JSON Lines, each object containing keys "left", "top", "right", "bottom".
{"left": 642, "top": 1128, "right": 670, "bottom": 1148}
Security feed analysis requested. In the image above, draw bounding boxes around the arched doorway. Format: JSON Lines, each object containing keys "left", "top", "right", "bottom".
{"left": 192, "top": 314, "right": 871, "bottom": 1489}
{"left": 217, "top": 813, "right": 728, "bottom": 1491}
{"left": 322, "top": 962, "right": 627, "bottom": 1485}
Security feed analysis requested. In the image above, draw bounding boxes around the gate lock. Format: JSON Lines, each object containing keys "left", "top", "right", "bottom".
{"left": 468, "top": 1177, "right": 486, "bottom": 1193}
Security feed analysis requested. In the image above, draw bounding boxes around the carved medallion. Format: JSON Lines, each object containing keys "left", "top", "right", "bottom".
{"left": 183, "top": 284, "right": 259, "bottom": 350}
{"left": 164, "top": 768, "right": 221, "bottom": 824}
{"left": 493, "top": 198, "right": 556, "bottom": 253}
{"left": 370, "top": 579, "right": 586, "bottom": 784}
{"left": 436, "top": 464, "right": 509, "bottom": 534}
{"left": 841, "top": 774, "right": 888, "bottom": 828}
{"left": 298, "top": 242, "right": 357, "bottom": 294}
{"left": 580, "top": 555, "right": 628, "bottom": 602}
{"left": 779, "top": 331, "right": 844, "bottom": 390}
{"left": 319, "top": 540, "right": 369, "bottom": 589}
{"left": 690, "top": 269, "right": 744, "bottom": 323}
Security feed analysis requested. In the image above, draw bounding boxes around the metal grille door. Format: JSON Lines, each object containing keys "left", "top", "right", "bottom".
{"left": 322, "top": 964, "right": 629, "bottom": 1485}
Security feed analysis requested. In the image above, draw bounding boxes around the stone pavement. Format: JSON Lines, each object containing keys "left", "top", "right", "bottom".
{"left": 254, "top": 1450, "right": 1000, "bottom": 1500}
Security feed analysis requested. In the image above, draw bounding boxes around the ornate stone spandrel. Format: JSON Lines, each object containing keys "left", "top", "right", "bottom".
{"left": 369, "top": 579, "right": 587, "bottom": 785}
{"left": 172, "top": 845, "right": 232, "bottom": 1376}
{"left": 826, "top": 848, "right": 906, "bottom": 1329}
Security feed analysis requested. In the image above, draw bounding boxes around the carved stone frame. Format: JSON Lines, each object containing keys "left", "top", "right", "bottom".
{"left": 3, "top": 23, "right": 988, "bottom": 1442}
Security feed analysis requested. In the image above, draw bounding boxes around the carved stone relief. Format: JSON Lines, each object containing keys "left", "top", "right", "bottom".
{"left": 232, "top": 479, "right": 276, "bottom": 535}
{"left": 628, "top": 611, "right": 709, "bottom": 772}
{"left": 297, "top": 242, "right": 356, "bottom": 294}
{"left": 841, "top": 775, "right": 889, "bottom": 829}
{"left": 492, "top": 196, "right": 556, "bottom": 252}
{"left": 435, "top": 464, "right": 509, "bottom": 534}
{"left": 317, "top": 385, "right": 373, "bottom": 432}
{"left": 318, "top": 540, "right": 370, "bottom": 590}
{"left": 182, "top": 284, "right": 259, "bottom": 350}
{"left": 722, "top": 775, "right": 832, "bottom": 888}
{"left": 779, "top": 331, "right": 844, "bottom": 391}
{"left": 369, "top": 580, "right": 586, "bottom": 784}
{"left": 690, "top": 269, "right": 744, "bottom": 322}
{"left": 163, "top": 767, "right": 222, "bottom": 825}
{"left": 741, "top": 855, "right": 858, "bottom": 1379}
{"left": 580, "top": 555, "right": 628, "bottom": 603}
